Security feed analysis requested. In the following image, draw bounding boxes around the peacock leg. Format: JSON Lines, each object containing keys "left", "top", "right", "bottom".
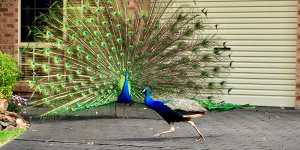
{"left": 154, "top": 123, "right": 175, "bottom": 137}
{"left": 125, "top": 103, "right": 131, "bottom": 118}
{"left": 123, "top": 104, "right": 128, "bottom": 119}
{"left": 114, "top": 103, "right": 117, "bottom": 118}
{"left": 187, "top": 120, "right": 205, "bottom": 142}
{"left": 120, "top": 104, "right": 125, "bottom": 119}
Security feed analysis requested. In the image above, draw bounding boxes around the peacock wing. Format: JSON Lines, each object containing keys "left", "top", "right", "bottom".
{"left": 163, "top": 97, "right": 207, "bottom": 113}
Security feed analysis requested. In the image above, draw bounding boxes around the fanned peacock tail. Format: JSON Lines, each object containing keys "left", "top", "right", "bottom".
{"left": 25, "top": 0, "right": 231, "bottom": 116}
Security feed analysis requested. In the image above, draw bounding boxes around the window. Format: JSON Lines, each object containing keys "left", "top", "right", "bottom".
{"left": 21, "top": 0, "right": 61, "bottom": 42}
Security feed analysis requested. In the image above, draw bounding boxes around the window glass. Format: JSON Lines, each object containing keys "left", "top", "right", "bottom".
{"left": 21, "top": 0, "right": 62, "bottom": 42}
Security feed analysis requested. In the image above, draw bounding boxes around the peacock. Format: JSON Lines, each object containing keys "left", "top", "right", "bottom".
{"left": 116, "top": 70, "right": 132, "bottom": 117}
{"left": 142, "top": 87, "right": 207, "bottom": 142}
{"left": 117, "top": 71, "right": 132, "bottom": 104}
{"left": 24, "top": 0, "right": 232, "bottom": 116}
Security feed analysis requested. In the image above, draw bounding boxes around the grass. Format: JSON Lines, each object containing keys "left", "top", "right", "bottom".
{"left": 0, "top": 128, "right": 26, "bottom": 146}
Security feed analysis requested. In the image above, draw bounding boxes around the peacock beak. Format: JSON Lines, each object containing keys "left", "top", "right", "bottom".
{"left": 141, "top": 89, "right": 146, "bottom": 93}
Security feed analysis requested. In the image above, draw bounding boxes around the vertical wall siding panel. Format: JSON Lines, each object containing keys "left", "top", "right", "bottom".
{"left": 296, "top": 0, "right": 300, "bottom": 108}
{"left": 163, "top": 0, "right": 297, "bottom": 107}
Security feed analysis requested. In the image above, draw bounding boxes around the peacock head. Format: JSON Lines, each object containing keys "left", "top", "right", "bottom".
{"left": 142, "top": 87, "right": 152, "bottom": 97}
{"left": 124, "top": 70, "right": 129, "bottom": 79}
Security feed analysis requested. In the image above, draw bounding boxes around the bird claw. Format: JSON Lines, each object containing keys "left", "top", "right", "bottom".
{"left": 196, "top": 137, "right": 205, "bottom": 143}
{"left": 154, "top": 133, "right": 161, "bottom": 137}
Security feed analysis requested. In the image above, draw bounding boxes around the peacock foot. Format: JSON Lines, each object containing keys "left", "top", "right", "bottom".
{"left": 196, "top": 137, "right": 205, "bottom": 143}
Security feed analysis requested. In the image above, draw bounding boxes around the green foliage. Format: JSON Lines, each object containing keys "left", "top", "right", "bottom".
{"left": 7, "top": 102, "right": 21, "bottom": 113}
{"left": 0, "top": 128, "right": 26, "bottom": 145}
{"left": 0, "top": 52, "right": 20, "bottom": 99}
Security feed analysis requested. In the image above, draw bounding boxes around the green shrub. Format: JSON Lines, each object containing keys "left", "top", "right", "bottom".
{"left": 0, "top": 52, "right": 20, "bottom": 99}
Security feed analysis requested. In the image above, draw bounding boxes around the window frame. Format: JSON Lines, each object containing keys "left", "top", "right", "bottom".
{"left": 18, "top": 0, "right": 68, "bottom": 79}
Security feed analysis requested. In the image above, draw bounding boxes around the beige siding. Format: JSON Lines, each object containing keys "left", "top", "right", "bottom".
{"left": 163, "top": 0, "right": 297, "bottom": 107}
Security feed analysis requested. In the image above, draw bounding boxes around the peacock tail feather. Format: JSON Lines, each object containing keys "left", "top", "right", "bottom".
{"left": 193, "top": 98, "right": 254, "bottom": 112}
{"left": 25, "top": 0, "right": 231, "bottom": 116}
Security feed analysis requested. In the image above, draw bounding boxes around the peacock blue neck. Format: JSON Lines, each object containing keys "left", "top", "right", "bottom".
{"left": 143, "top": 90, "right": 167, "bottom": 112}
{"left": 122, "top": 78, "right": 130, "bottom": 96}
{"left": 117, "top": 72, "right": 132, "bottom": 104}
{"left": 143, "top": 90, "right": 153, "bottom": 105}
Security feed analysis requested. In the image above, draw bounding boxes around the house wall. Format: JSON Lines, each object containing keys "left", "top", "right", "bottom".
{"left": 0, "top": 0, "right": 19, "bottom": 58}
{"left": 0, "top": 0, "right": 299, "bottom": 107}
{"left": 0, "top": 0, "right": 28, "bottom": 95}
{"left": 296, "top": 0, "right": 300, "bottom": 107}
{"left": 167, "top": 0, "right": 296, "bottom": 107}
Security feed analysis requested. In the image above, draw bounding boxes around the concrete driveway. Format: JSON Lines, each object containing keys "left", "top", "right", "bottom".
{"left": 2, "top": 105, "right": 300, "bottom": 150}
